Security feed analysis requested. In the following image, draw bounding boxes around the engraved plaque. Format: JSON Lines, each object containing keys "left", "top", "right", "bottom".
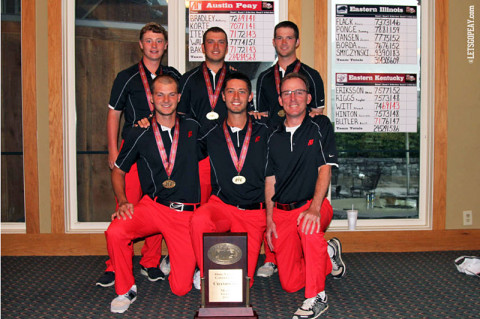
{"left": 208, "top": 269, "right": 243, "bottom": 302}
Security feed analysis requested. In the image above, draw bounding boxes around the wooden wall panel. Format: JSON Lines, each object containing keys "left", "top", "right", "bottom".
{"left": 2, "top": 230, "right": 479, "bottom": 256}
{"left": 48, "top": 0, "right": 64, "bottom": 233}
{"left": 22, "top": 0, "right": 40, "bottom": 233}
{"left": 315, "top": 0, "right": 328, "bottom": 113}
{"left": 288, "top": 0, "right": 302, "bottom": 58}
{"left": 433, "top": 0, "right": 448, "bottom": 230}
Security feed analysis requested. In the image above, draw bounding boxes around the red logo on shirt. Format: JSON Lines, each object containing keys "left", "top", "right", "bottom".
{"left": 308, "top": 139, "right": 314, "bottom": 146}
{"left": 255, "top": 136, "right": 261, "bottom": 143}
{"left": 188, "top": 131, "right": 193, "bottom": 138}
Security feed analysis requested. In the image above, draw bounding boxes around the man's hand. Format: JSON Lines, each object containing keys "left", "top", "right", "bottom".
{"left": 248, "top": 111, "right": 268, "bottom": 120}
{"left": 297, "top": 206, "right": 321, "bottom": 235}
{"left": 111, "top": 202, "right": 134, "bottom": 221}
{"left": 108, "top": 149, "right": 119, "bottom": 170}
{"left": 136, "top": 117, "right": 151, "bottom": 129}
{"left": 309, "top": 107, "right": 324, "bottom": 117}
{"left": 266, "top": 218, "right": 278, "bottom": 252}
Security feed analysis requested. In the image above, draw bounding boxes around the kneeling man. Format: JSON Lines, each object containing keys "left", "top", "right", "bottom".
{"left": 106, "top": 75, "right": 201, "bottom": 313}
{"left": 191, "top": 73, "right": 269, "bottom": 289}
{"left": 265, "top": 73, "right": 339, "bottom": 319}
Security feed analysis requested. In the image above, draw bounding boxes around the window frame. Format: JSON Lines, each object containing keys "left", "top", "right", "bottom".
{"left": 326, "top": 0, "right": 435, "bottom": 231}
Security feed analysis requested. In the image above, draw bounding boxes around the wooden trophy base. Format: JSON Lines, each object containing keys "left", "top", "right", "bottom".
{"left": 194, "top": 307, "right": 258, "bottom": 318}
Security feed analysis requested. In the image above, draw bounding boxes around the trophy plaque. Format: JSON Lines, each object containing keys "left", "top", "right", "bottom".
{"left": 195, "top": 233, "right": 258, "bottom": 318}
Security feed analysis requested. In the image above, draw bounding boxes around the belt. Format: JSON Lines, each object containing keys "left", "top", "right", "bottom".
{"left": 236, "top": 202, "right": 265, "bottom": 210}
{"left": 156, "top": 198, "right": 199, "bottom": 212}
{"left": 274, "top": 200, "right": 308, "bottom": 211}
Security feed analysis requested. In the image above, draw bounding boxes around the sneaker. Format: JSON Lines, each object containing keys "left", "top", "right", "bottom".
{"left": 110, "top": 285, "right": 137, "bottom": 313}
{"left": 160, "top": 255, "right": 171, "bottom": 276}
{"left": 328, "top": 237, "right": 346, "bottom": 279}
{"left": 96, "top": 271, "right": 115, "bottom": 287}
{"left": 292, "top": 294, "right": 328, "bottom": 319}
{"left": 140, "top": 265, "right": 165, "bottom": 282}
{"left": 256, "top": 262, "right": 278, "bottom": 277}
{"left": 193, "top": 269, "right": 201, "bottom": 290}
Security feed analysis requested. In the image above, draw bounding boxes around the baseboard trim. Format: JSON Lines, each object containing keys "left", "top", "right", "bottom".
{"left": 2, "top": 230, "right": 479, "bottom": 256}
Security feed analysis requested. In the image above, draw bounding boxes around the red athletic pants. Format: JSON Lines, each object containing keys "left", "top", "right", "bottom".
{"left": 199, "top": 157, "right": 212, "bottom": 205}
{"left": 105, "top": 196, "right": 197, "bottom": 296}
{"left": 105, "top": 143, "right": 163, "bottom": 271}
{"left": 272, "top": 199, "right": 333, "bottom": 298}
{"left": 190, "top": 195, "right": 266, "bottom": 287}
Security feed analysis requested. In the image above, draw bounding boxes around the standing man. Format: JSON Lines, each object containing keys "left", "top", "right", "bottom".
{"left": 98, "top": 22, "right": 181, "bottom": 287}
{"left": 106, "top": 75, "right": 201, "bottom": 313}
{"left": 255, "top": 20, "right": 325, "bottom": 127}
{"left": 190, "top": 73, "right": 269, "bottom": 290}
{"left": 265, "top": 73, "right": 343, "bottom": 318}
{"left": 255, "top": 21, "right": 340, "bottom": 279}
{"left": 178, "top": 26, "right": 233, "bottom": 205}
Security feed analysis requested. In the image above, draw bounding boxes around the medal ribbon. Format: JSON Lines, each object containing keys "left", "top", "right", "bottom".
{"left": 138, "top": 61, "right": 163, "bottom": 113}
{"left": 274, "top": 60, "right": 302, "bottom": 95}
{"left": 223, "top": 119, "right": 252, "bottom": 176}
{"left": 151, "top": 117, "right": 180, "bottom": 179}
{"left": 202, "top": 62, "right": 227, "bottom": 111}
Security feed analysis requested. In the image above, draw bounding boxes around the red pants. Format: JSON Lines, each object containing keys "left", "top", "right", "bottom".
{"left": 199, "top": 157, "right": 212, "bottom": 205}
{"left": 263, "top": 233, "right": 277, "bottom": 264}
{"left": 190, "top": 195, "right": 266, "bottom": 287}
{"left": 105, "top": 196, "right": 196, "bottom": 296}
{"left": 105, "top": 148, "right": 164, "bottom": 272}
{"left": 272, "top": 199, "right": 333, "bottom": 298}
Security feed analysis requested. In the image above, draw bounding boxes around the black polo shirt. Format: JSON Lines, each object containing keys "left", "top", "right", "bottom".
{"left": 108, "top": 61, "right": 182, "bottom": 139}
{"left": 199, "top": 116, "right": 270, "bottom": 206}
{"left": 177, "top": 62, "right": 234, "bottom": 128}
{"left": 255, "top": 60, "right": 325, "bottom": 127}
{"left": 115, "top": 115, "right": 202, "bottom": 204}
{"left": 265, "top": 115, "right": 338, "bottom": 204}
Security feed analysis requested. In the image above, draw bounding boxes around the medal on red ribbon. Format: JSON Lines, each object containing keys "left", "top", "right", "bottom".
{"left": 151, "top": 118, "right": 180, "bottom": 188}
{"left": 275, "top": 60, "right": 301, "bottom": 117}
{"left": 223, "top": 119, "right": 252, "bottom": 185}
{"left": 139, "top": 61, "right": 162, "bottom": 114}
{"left": 203, "top": 63, "right": 226, "bottom": 120}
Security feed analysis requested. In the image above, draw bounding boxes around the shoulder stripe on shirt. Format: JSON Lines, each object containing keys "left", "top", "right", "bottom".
{"left": 116, "top": 128, "right": 149, "bottom": 168}
{"left": 255, "top": 68, "right": 273, "bottom": 112}
{"left": 112, "top": 71, "right": 139, "bottom": 109}
{"left": 300, "top": 65, "right": 321, "bottom": 107}
{"left": 179, "top": 68, "right": 200, "bottom": 96}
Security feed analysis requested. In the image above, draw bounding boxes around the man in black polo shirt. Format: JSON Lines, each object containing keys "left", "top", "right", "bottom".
{"left": 255, "top": 21, "right": 343, "bottom": 280}
{"left": 265, "top": 73, "right": 342, "bottom": 318}
{"left": 190, "top": 73, "right": 268, "bottom": 290}
{"left": 255, "top": 20, "right": 325, "bottom": 127}
{"left": 178, "top": 26, "right": 233, "bottom": 205}
{"left": 98, "top": 22, "right": 181, "bottom": 287}
{"left": 106, "top": 75, "right": 201, "bottom": 313}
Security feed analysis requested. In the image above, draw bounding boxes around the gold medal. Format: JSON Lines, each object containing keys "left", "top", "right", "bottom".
{"left": 278, "top": 109, "right": 286, "bottom": 117}
{"left": 162, "top": 179, "right": 176, "bottom": 189}
{"left": 206, "top": 111, "right": 219, "bottom": 120}
{"left": 232, "top": 175, "right": 246, "bottom": 185}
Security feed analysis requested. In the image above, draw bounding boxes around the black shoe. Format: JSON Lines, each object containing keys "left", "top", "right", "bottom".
{"left": 140, "top": 265, "right": 166, "bottom": 282}
{"left": 328, "top": 237, "right": 346, "bottom": 279}
{"left": 96, "top": 271, "right": 115, "bottom": 287}
{"left": 292, "top": 294, "right": 328, "bottom": 319}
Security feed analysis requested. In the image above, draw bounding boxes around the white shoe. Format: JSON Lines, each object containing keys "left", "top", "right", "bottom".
{"left": 160, "top": 255, "right": 171, "bottom": 276}
{"left": 110, "top": 285, "right": 137, "bottom": 313}
{"left": 256, "top": 262, "right": 278, "bottom": 277}
{"left": 193, "top": 269, "right": 201, "bottom": 290}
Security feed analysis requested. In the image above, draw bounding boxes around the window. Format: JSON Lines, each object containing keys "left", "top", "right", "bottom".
{"left": 327, "top": 0, "right": 434, "bottom": 230}
{"left": 1, "top": 0, "right": 25, "bottom": 232}
{"left": 65, "top": 1, "right": 287, "bottom": 232}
